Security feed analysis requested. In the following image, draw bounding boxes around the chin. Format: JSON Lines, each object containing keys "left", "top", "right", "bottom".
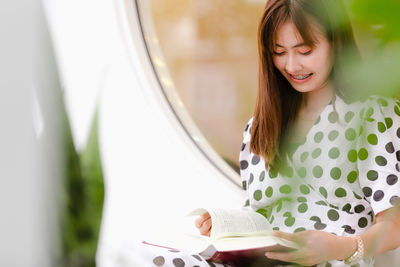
{"left": 291, "top": 85, "right": 317, "bottom": 93}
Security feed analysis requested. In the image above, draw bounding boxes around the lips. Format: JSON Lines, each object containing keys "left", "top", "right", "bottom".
{"left": 288, "top": 73, "right": 313, "bottom": 84}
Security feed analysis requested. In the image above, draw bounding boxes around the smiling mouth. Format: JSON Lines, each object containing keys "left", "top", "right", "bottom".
{"left": 289, "top": 73, "right": 313, "bottom": 80}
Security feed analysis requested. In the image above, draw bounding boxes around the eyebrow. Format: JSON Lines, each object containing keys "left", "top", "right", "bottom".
{"left": 275, "top": 43, "right": 309, "bottom": 49}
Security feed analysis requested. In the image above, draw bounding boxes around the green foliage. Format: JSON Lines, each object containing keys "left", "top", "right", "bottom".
{"left": 351, "top": 0, "right": 400, "bottom": 42}
{"left": 59, "top": 113, "right": 104, "bottom": 267}
{"left": 344, "top": 0, "right": 400, "bottom": 98}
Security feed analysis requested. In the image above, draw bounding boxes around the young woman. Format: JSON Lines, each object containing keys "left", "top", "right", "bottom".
{"left": 196, "top": 0, "right": 400, "bottom": 266}
{"left": 146, "top": 0, "right": 400, "bottom": 266}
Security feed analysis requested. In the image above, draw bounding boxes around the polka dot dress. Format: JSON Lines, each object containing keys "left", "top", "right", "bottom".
{"left": 239, "top": 95, "right": 400, "bottom": 267}
{"left": 149, "top": 248, "right": 230, "bottom": 267}
{"left": 135, "top": 241, "right": 235, "bottom": 267}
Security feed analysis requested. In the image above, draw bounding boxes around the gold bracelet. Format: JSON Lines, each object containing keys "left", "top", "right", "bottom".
{"left": 344, "top": 235, "right": 364, "bottom": 264}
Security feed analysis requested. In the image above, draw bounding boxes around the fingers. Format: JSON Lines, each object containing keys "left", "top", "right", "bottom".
{"left": 194, "top": 213, "right": 212, "bottom": 236}
{"left": 194, "top": 217, "right": 202, "bottom": 228}
{"left": 194, "top": 213, "right": 210, "bottom": 228}
{"left": 199, "top": 217, "right": 212, "bottom": 236}
{"left": 272, "top": 230, "right": 307, "bottom": 247}
{"left": 271, "top": 230, "right": 297, "bottom": 242}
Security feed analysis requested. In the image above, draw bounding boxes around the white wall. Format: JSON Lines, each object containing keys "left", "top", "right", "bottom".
{"left": 0, "top": 1, "right": 63, "bottom": 266}
{"left": 43, "top": 1, "right": 245, "bottom": 266}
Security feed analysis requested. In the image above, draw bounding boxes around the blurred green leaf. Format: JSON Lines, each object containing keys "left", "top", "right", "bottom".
{"left": 343, "top": 44, "right": 400, "bottom": 97}
{"left": 59, "top": 112, "right": 104, "bottom": 267}
{"left": 343, "top": 0, "right": 400, "bottom": 98}
{"left": 352, "top": 0, "right": 400, "bottom": 42}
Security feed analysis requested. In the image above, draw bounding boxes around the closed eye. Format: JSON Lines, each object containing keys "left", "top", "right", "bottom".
{"left": 273, "top": 51, "right": 285, "bottom": 56}
{"left": 299, "top": 50, "right": 312, "bottom": 55}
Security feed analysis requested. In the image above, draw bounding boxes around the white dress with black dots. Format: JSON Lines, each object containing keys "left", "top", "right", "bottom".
{"left": 137, "top": 243, "right": 234, "bottom": 267}
{"left": 239, "top": 95, "right": 400, "bottom": 267}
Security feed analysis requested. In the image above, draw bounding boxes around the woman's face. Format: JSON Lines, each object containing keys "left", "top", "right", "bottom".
{"left": 272, "top": 20, "right": 333, "bottom": 94}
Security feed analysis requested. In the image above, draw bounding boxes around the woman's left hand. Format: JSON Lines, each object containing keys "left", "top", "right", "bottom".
{"left": 265, "top": 230, "right": 353, "bottom": 266}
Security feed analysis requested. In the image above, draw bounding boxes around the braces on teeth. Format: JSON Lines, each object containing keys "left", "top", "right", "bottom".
{"left": 292, "top": 74, "right": 312, "bottom": 80}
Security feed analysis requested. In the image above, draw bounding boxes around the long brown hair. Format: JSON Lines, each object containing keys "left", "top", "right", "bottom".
{"left": 250, "top": 0, "right": 360, "bottom": 166}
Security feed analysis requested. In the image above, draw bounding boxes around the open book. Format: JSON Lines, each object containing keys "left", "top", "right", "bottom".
{"left": 143, "top": 208, "right": 299, "bottom": 266}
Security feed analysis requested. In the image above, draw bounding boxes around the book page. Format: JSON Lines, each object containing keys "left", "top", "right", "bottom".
{"left": 188, "top": 208, "right": 272, "bottom": 239}
{"left": 143, "top": 228, "right": 212, "bottom": 253}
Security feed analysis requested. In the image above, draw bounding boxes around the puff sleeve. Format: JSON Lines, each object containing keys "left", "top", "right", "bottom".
{"left": 239, "top": 117, "right": 257, "bottom": 211}
{"left": 357, "top": 96, "right": 400, "bottom": 215}
{"left": 239, "top": 117, "right": 253, "bottom": 192}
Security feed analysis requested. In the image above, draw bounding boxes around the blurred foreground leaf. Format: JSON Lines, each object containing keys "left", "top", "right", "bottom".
{"left": 60, "top": 112, "right": 104, "bottom": 267}
{"left": 345, "top": 0, "right": 400, "bottom": 98}
{"left": 343, "top": 45, "right": 400, "bottom": 98}
{"left": 352, "top": 0, "right": 400, "bottom": 43}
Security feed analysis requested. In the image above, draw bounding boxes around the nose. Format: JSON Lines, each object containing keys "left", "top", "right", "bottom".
{"left": 285, "top": 54, "right": 301, "bottom": 74}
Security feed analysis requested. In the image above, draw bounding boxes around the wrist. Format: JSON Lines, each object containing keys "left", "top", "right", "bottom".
{"left": 337, "top": 236, "right": 358, "bottom": 261}
{"left": 343, "top": 235, "right": 365, "bottom": 264}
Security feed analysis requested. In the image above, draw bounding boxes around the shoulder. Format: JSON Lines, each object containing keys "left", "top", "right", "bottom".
{"left": 242, "top": 117, "right": 254, "bottom": 143}
{"left": 359, "top": 95, "right": 400, "bottom": 120}
{"left": 339, "top": 95, "right": 400, "bottom": 127}
{"left": 356, "top": 95, "right": 400, "bottom": 142}
{"left": 244, "top": 117, "right": 254, "bottom": 131}
{"left": 360, "top": 95, "right": 400, "bottom": 129}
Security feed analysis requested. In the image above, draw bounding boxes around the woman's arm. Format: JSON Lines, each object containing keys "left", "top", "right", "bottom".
{"left": 265, "top": 206, "right": 400, "bottom": 266}
{"left": 362, "top": 206, "right": 400, "bottom": 256}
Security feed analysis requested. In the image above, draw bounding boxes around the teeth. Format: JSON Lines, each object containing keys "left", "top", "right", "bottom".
{"left": 292, "top": 74, "right": 312, "bottom": 80}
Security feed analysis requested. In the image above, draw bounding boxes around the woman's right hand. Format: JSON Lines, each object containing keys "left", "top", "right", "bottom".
{"left": 194, "top": 212, "right": 212, "bottom": 237}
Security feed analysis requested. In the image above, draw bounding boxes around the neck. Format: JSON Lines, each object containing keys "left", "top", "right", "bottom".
{"left": 302, "top": 81, "right": 335, "bottom": 114}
